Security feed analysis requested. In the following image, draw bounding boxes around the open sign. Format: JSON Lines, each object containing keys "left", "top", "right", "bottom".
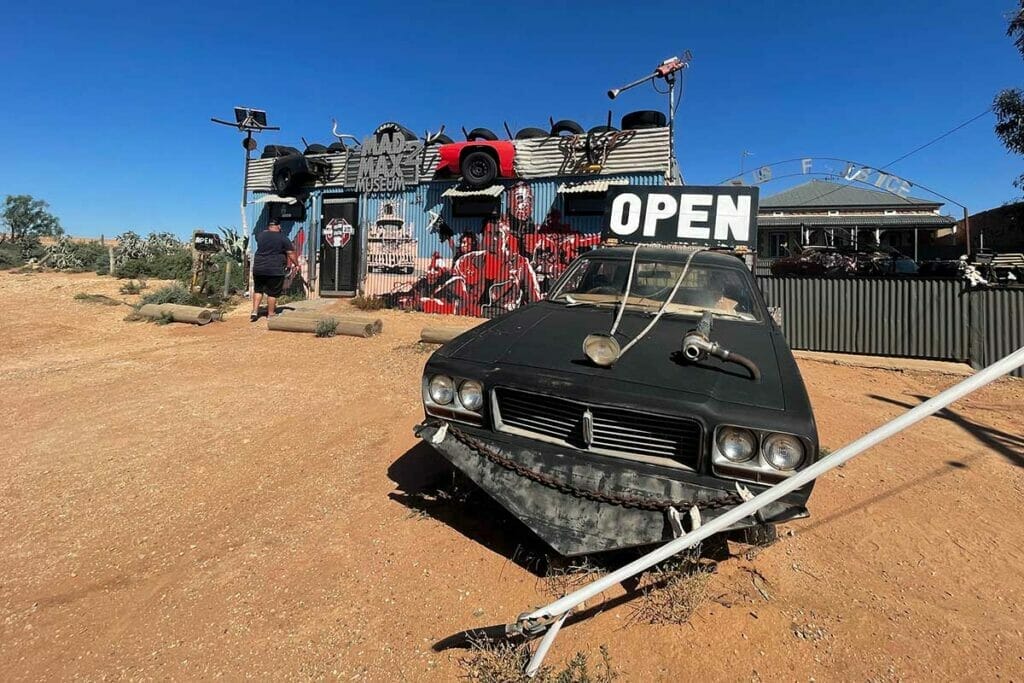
{"left": 193, "top": 232, "right": 223, "bottom": 253}
{"left": 602, "top": 185, "right": 759, "bottom": 249}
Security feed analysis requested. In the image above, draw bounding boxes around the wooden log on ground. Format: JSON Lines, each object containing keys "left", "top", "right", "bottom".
{"left": 281, "top": 310, "right": 383, "bottom": 334}
{"left": 420, "top": 326, "right": 468, "bottom": 345}
{"left": 267, "top": 315, "right": 373, "bottom": 338}
{"left": 138, "top": 303, "right": 213, "bottom": 325}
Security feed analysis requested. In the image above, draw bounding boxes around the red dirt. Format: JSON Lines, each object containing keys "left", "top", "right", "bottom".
{"left": 1, "top": 271, "right": 1022, "bottom": 680}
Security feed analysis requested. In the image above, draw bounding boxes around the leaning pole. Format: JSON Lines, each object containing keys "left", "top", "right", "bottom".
{"left": 513, "top": 345, "right": 1024, "bottom": 677}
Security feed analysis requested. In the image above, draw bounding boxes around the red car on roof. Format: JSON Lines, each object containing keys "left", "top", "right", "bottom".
{"left": 436, "top": 127, "right": 516, "bottom": 188}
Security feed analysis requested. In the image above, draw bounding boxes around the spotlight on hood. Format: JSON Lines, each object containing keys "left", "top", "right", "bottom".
{"left": 583, "top": 333, "right": 621, "bottom": 367}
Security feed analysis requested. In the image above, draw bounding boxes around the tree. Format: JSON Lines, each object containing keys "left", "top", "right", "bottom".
{"left": 995, "top": 3, "right": 1024, "bottom": 188}
{"left": 1, "top": 195, "right": 64, "bottom": 241}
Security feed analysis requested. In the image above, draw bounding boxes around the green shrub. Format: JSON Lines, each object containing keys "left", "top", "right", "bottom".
{"left": 71, "top": 241, "right": 108, "bottom": 271}
{"left": 140, "top": 283, "right": 200, "bottom": 307}
{"left": 154, "top": 311, "right": 175, "bottom": 325}
{"left": 117, "top": 249, "right": 192, "bottom": 280}
{"left": 0, "top": 242, "right": 23, "bottom": 269}
{"left": 73, "top": 292, "right": 122, "bottom": 306}
{"left": 315, "top": 317, "right": 339, "bottom": 338}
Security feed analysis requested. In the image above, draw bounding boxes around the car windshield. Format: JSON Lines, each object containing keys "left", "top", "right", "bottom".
{"left": 550, "top": 256, "right": 763, "bottom": 321}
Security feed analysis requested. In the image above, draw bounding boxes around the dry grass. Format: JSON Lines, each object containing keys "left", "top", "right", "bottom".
{"left": 73, "top": 292, "right": 123, "bottom": 306}
{"left": 352, "top": 294, "right": 385, "bottom": 311}
{"left": 460, "top": 639, "right": 617, "bottom": 683}
{"left": 540, "top": 557, "right": 608, "bottom": 600}
{"left": 628, "top": 558, "right": 714, "bottom": 626}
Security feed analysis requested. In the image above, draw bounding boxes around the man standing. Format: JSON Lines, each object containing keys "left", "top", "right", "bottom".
{"left": 250, "top": 221, "right": 298, "bottom": 322}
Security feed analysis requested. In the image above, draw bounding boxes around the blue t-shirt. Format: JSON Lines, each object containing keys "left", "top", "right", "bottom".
{"left": 253, "top": 230, "right": 294, "bottom": 276}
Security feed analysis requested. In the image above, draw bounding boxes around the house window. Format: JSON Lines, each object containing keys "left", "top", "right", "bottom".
{"left": 451, "top": 196, "right": 500, "bottom": 218}
{"left": 564, "top": 192, "right": 607, "bottom": 216}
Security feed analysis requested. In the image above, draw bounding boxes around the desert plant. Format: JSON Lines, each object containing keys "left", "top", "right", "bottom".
{"left": 119, "top": 280, "right": 147, "bottom": 295}
{"left": 315, "top": 317, "right": 339, "bottom": 338}
{"left": 114, "top": 231, "right": 148, "bottom": 260}
{"left": 145, "top": 231, "right": 183, "bottom": 255}
{"left": 217, "top": 226, "right": 248, "bottom": 263}
{"left": 45, "top": 237, "right": 85, "bottom": 271}
{"left": 140, "top": 283, "right": 200, "bottom": 307}
{"left": 154, "top": 311, "right": 175, "bottom": 325}
{"left": 629, "top": 559, "right": 714, "bottom": 626}
{"left": 460, "top": 640, "right": 617, "bottom": 683}
{"left": 352, "top": 294, "right": 385, "bottom": 311}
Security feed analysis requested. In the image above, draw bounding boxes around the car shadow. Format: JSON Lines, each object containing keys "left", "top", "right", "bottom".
{"left": 388, "top": 442, "right": 554, "bottom": 575}
{"left": 868, "top": 393, "right": 1024, "bottom": 469}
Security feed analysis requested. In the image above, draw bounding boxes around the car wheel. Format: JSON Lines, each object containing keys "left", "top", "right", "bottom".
{"left": 550, "top": 119, "right": 584, "bottom": 136}
{"left": 621, "top": 110, "right": 667, "bottom": 130}
{"left": 740, "top": 523, "right": 778, "bottom": 547}
{"left": 461, "top": 150, "right": 498, "bottom": 187}
{"left": 272, "top": 167, "right": 292, "bottom": 193}
{"left": 303, "top": 143, "right": 328, "bottom": 155}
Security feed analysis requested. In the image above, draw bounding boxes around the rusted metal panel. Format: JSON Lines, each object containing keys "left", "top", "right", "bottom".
{"left": 513, "top": 127, "right": 670, "bottom": 178}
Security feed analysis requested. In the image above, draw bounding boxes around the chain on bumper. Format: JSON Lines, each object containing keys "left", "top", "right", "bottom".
{"left": 428, "top": 421, "right": 744, "bottom": 513}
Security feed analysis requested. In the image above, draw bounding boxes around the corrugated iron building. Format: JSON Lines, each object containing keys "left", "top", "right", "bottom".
{"left": 244, "top": 124, "right": 671, "bottom": 316}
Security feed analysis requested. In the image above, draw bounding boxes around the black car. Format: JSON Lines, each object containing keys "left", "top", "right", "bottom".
{"left": 415, "top": 245, "right": 819, "bottom": 556}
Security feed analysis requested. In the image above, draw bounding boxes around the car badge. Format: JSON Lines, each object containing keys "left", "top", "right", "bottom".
{"left": 582, "top": 408, "right": 594, "bottom": 447}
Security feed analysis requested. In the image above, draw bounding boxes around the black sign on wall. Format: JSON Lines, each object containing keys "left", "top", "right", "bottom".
{"left": 602, "top": 185, "right": 759, "bottom": 249}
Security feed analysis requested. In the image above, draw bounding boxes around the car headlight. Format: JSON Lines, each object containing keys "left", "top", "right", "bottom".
{"left": 762, "top": 433, "right": 805, "bottom": 470}
{"left": 717, "top": 427, "right": 757, "bottom": 463}
{"left": 583, "top": 333, "right": 621, "bottom": 367}
{"left": 428, "top": 375, "right": 455, "bottom": 405}
{"left": 458, "top": 380, "right": 484, "bottom": 411}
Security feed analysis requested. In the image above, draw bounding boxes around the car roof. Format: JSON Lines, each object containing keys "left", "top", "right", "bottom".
{"left": 584, "top": 245, "right": 749, "bottom": 270}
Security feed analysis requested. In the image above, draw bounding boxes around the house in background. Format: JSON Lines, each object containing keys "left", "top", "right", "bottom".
{"left": 756, "top": 180, "right": 957, "bottom": 260}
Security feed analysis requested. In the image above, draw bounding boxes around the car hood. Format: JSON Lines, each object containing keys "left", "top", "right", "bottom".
{"left": 443, "top": 303, "right": 789, "bottom": 411}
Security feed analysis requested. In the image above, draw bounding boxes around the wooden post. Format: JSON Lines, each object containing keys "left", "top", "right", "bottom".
{"left": 420, "top": 327, "right": 467, "bottom": 344}
{"left": 108, "top": 246, "right": 116, "bottom": 276}
{"left": 223, "top": 260, "right": 232, "bottom": 298}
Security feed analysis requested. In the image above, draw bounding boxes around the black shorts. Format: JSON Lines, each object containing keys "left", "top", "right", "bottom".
{"left": 253, "top": 273, "right": 285, "bottom": 297}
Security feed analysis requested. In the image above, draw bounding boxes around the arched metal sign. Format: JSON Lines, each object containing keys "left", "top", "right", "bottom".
{"left": 719, "top": 157, "right": 965, "bottom": 211}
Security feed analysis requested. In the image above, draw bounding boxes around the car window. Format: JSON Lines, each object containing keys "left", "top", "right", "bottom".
{"left": 551, "top": 257, "right": 763, "bottom": 321}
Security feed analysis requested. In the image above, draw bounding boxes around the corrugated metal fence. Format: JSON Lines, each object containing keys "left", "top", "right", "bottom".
{"left": 756, "top": 277, "right": 1024, "bottom": 377}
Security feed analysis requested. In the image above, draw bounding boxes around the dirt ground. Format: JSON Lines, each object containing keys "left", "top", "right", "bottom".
{"left": 2, "top": 270, "right": 1022, "bottom": 681}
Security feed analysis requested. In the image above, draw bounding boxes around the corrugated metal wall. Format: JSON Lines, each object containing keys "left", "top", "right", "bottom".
{"left": 757, "top": 277, "right": 969, "bottom": 360}
{"left": 757, "top": 277, "right": 1024, "bottom": 376}
{"left": 967, "top": 287, "right": 1024, "bottom": 377}
{"left": 354, "top": 173, "right": 664, "bottom": 313}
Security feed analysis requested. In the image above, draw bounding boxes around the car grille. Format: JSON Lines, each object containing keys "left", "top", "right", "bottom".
{"left": 493, "top": 388, "right": 703, "bottom": 469}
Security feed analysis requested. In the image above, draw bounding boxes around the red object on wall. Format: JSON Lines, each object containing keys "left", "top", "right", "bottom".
{"left": 436, "top": 141, "right": 516, "bottom": 181}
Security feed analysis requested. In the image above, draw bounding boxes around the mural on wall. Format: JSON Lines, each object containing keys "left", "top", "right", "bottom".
{"left": 365, "top": 180, "right": 603, "bottom": 317}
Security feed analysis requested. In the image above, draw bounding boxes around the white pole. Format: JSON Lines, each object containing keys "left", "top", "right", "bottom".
{"left": 516, "top": 345, "right": 1024, "bottom": 663}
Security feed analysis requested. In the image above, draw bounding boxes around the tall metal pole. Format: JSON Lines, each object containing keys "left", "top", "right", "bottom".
{"left": 667, "top": 74, "right": 676, "bottom": 184}
{"left": 963, "top": 206, "right": 971, "bottom": 256}
{"left": 241, "top": 132, "right": 253, "bottom": 296}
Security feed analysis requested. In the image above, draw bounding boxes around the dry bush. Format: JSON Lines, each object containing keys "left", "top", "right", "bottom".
{"left": 541, "top": 557, "right": 608, "bottom": 600}
{"left": 460, "top": 639, "right": 617, "bottom": 683}
{"left": 352, "top": 294, "right": 385, "bottom": 311}
{"left": 629, "top": 558, "right": 714, "bottom": 626}
{"left": 119, "top": 280, "right": 147, "bottom": 295}
{"left": 73, "top": 292, "right": 122, "bottom": 306}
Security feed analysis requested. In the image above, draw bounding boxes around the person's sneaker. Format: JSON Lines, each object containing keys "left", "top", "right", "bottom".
{"left": 249, "top": 312, "right": 259, "bottom": 323}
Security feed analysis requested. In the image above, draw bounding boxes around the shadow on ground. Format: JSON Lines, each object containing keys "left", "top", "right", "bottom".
{"left": 388, "top": 442, "right": 554, "bottom": 575}
{"left": 869, "top": 393, "right": 1024, "bottom": 469}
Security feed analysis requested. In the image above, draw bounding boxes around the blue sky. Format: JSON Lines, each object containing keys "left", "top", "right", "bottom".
{"left": 1, "top": 0, "right": 1020, "bottom": 238}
